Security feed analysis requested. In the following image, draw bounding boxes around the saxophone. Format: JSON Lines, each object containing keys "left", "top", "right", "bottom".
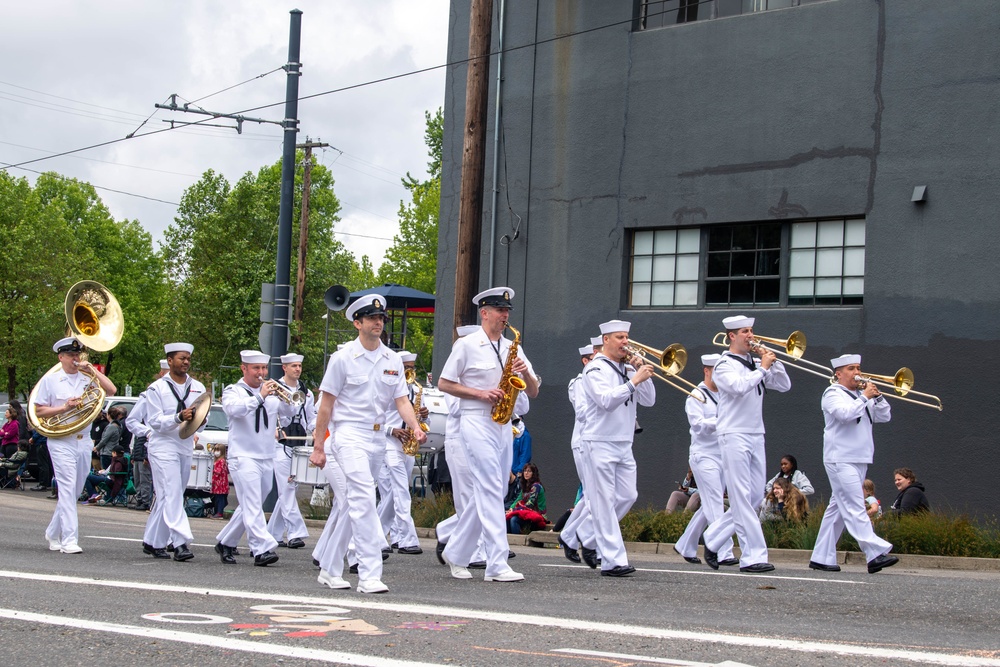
{"left": 491, "top": 323, "right": 528, "bottom": 425}
{"left": 401, "top": 368, "right": 429, "bottom": 456}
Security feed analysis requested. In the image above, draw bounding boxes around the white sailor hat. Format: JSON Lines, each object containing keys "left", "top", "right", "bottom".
{"left": 159, "top": 359, "right": 169, "bottom": 370}
{"left": 599, "top": 319, "right": 631, "bottom": 335}
{"left": 240, "top": 350, "right": 269, "bottom": 364}
{"left": 590, "top": 336, "right": 603, "bottom": 347}
{"left": 722, "top": 315, "right": 754, "bottom": 330}
{"left": 701, "top": 353, "right": 722, "bottom": 367}
{"left": 280, "top": 353, "right": 304, "bottom": 364}
{"left": 473, "top": 287, "right": 514, "bottom": 309}
{"left": 164, "top": 342, "right": 194, "bottom": 355}
{"left": 346, "top": 294, "right": 387, "bottom": 321}
{"left": 830, "top": 354, "right": 861, "bottom": 369}
{"left": 53, "top": 336, "right": 83, "bottom": 354}
{"left": 397, "top": 350, "right": 418, "bottom": 363}
{"left": 579, "top": 345, "right": 594, "bottom": 356}
{"left": 456, "top": 325, "right": 479, "bottom": 337}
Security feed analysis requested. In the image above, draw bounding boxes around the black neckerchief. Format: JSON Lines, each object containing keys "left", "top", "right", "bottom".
{"left": 242, "top": 386, "right": 268, "bottom": 433}
{"left": 836, "top": 385, "right": 872, "bottom": 424}
{"left": 699, "top": 383, "right": 719, "bottom": 406}
{"left": 723, "top": 352, "right": 765, "bottom": 396}
{"left": 600, "top": 357, "right": 634, "bottom": 406}
{"left": 166, "top": 378, "right": 191, "bottom": 413}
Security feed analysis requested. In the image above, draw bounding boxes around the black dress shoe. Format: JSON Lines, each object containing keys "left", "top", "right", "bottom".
{"left": 231, "top": 547, "right": 241, "bottom": 556}
{"left": 718, "top": 558, "right": 741, "bottom": 567}
{"left": 173, "top": 544, "right": 194, "bottom": 562}
{"left": 312, "top": 558, "right": 320, "bottom": 567}
{"left": 215, "top": 543, "right": 236, "bottom": 565}
{"left": 151, "top": 548, "right": 170, "bottom": 559}
{"left": 390, "top": 542, "right": 399, "bottom": 551}
{"left": 142, "top": 542, "right": 155, "bottom": 555}
{"left": 508, "top": 550, "right": 516, "bottom": 559}
{"left": 381, "top": 550, "right": 390, "bottom": 561}
{"left": 287, "top": 538, "right": 305, "bottom": 549}
{"left": 166, "top": 543, "right": 175, "bottom": 553}
{"left": 397, "top": 545, "right": 423, "bottom": 555}
{"left": 867, "top": 554, "right": 899, "bottom": 574}
{"left": 348, "top": 563, "right": 359, "bottom": 574}
{"left": 467, "top": 560, "right": 487, "bottom": 569}
{"left": 435, "top": 541, "right": 446, "bottom": 565}
{"left": 600, "top": 565, "right": 636, "bottom": 577}
{"left": 672, "top": 545, "right": 700, "bottom": 564}
{"left": 254, "top": 550, "right": 279, "bottom": 566}
{"left": 740, "top": 563, "right": 775, "bottom": 573}
{"left": 581, "top": 546, "right": 600, "bottom": 569}
{"left": 276, "top": 540, "right": 288, "bottom": 548}
{"left": 809, "top": 560, "right": 841, "bottom": 572}
{"left": 704, "top": 547, "right": 719, "bottom": 570}
{"left": 381, "top": 546, "right": 392, "bottom": 555}
{"left": 558, "top": 536, "right": 582, "bottom": 563}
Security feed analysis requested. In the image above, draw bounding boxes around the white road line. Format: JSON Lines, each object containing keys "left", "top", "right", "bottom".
{"left": 553, "top": 648, "right": 753, "bottom": 666}
{"left": 0, "top": 608, "right": 451, "bottom": 667}
{"left": 1, "top": 570, "right": 993, "bottom": 666}
{"left": 93, "top": 520, "right": 148, "bottom": 528}
{"left": 539, "top": 562, "right": 871, "bottom": 585}
{"left": 86, "top": 535, "right": 217, "bottom": 548}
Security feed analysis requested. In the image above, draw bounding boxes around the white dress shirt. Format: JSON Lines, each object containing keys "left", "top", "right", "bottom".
{"left": 439, "top": 326, "right": 536, "bottom": 406}
{"left": 223, "top": 380, "right": 287, "bottom": 459}
{"left": 319, "top": 339, "right": 407, "bottom": 427}
{"left": 713, "top": 353, "right": 791, "bottom": 434}
{"left": 580, "top": 353, "right": 655, "bottom": 442}
{"left": 145, "top": 375, "right": 208, "bottom": 450}
{"left": 821, "top": 384, "right": 892, "bottom": 463}
{"left": 686, "top": 382, "right": 720, "bottom": 457}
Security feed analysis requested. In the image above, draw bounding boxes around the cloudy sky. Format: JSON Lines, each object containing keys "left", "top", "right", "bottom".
{"left": 0, "top": 1, "right": 450, "bottom": 267}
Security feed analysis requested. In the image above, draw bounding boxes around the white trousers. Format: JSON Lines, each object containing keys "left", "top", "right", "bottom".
{"left": 216, "top": 456, "right": 279, "bottom": 555}
{"left": 560, "top": 442, "right": 597, "bottom": 551}
{"left": 704, "top": 433, "right": 768, "bottom": 566}
{"left": 442, "top": 412, "right": 512, "bottom": 578}
{"left": 144, "top": 445, "right": 194, "bottom": 549}
{"left": 46, "top": 435, "right": 90, "bottom": 547}
{"left": 578, "top": 438, "right": 638, "bottom": 570}
{"left": 811, "top": 461, "right": 893, "bottom": 565}
{"left": 434, "top": 437, "right": 485, "bottom": 562}
{"left": 675, "top": 451, "right": 735, "bottom": 560}
{"left": 375, "top": 444, "right": 419, "bottom": 548}
{"left": 312, "top": 439, "right": 360, "bottom": 572}
{"left": 267, "top": 445, "right": 309, "bottom": 542}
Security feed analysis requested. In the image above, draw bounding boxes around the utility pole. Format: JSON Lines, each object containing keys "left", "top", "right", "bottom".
{"left": 292, "top": 137, "right": 329, "bottom": 345}
{"left": 453, "top": 0, "right": 494, "bottom": 335}
{"left": 269, "top": 9, "right": 303, "bottom": 379}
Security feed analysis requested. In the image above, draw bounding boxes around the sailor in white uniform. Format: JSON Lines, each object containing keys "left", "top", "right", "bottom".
{"left": 673, "top": 354, "right": 738, "bottom": 566}
{"left": 702, "top": 315, "right": 791, "bottom": 573}
{"left": 809, "top": 354, "right": 898, "bottom": 575}
{"left": 579, "top": 319, "right": 656, "bottom": 577}
{"left": 267, "top": 352, "right": 316, "bottom": 550}
{"left": 438, "top": 287, "right": 540, "bottom": 583}
{"left": 216, "top": 350, "right": 295, "bottom": 566}
{"left": 309, "top": 295, "right": 426, "bottom": 594}
{"left": 142, "top": 342, "right": 207, "bottom": 562}
{"left": 34, "top": 336, "right": 116, "bottom": 554}
{"left": 125, "top": 360, "right": 168, "bottom": 512}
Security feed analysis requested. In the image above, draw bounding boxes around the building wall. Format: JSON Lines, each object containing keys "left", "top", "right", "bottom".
{"left": 435, "top": 0, "right": 1000, "bottom": 517}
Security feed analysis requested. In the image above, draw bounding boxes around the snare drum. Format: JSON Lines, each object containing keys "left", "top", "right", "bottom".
{"left": 290, "top": 446, "right": 325, "bottom": 485}
{"left": 187, "top": 450, "right": 213, "bottom": 490}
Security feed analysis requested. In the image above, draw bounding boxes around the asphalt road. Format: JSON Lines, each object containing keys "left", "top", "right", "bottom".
{"left": 2, "top": 492, "right": 999, "bottom": 667}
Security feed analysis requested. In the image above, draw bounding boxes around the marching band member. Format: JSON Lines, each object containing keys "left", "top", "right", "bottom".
{"left": 142, "top": 343, "right": 206, "bottom": 562}
{"left": 34, "top": 336, "right": 116, "bottom": 554}
{"left": 376, "top": 350, "right": 426, "bottom": 555}
{"left": 438, "top": 287, "right": 539, "bottom": 583}
{"left": 558, "top": 344, "right": 599, "bottom": 566}
{"left": 267, "top": 352, "right": 316, "bottom": 550}
{"left": 673, "top": 354, "right": 739, "bottom": 567}
{"left": 309, "top": 295, "right": 426, "bottom": 594}
{"left": 216, "top": 350, "right": 294, "bottom": 566}
{"left": 124, "top": 359, "right": 167, "bottom": 513}
{"left": 579, "top": 320, "right": 656, "bottom": 577}
{"left": 702, "top": 316, "right": 791, "bottom": 573}
{"left": 809, "top": 354, "right": 898, "bottom": 574}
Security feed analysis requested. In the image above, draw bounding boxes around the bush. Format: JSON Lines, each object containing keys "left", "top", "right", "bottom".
{"left": 412, "top": 493, "right": 456, "bottom": 529}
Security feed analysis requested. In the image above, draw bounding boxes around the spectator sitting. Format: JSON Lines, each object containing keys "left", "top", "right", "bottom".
{"left": 1, "top": 405, "right": 20, "bottom": 459}
{"left": 864, "top": 478, "right": 882, "bottom": 519}
{"left": 665, "top": 468, "right": 701, "bottom": 513}
{"left": 890, "top": 467, "right": 930, "bottom": 515}
{"left": 95, "top": 407, "right": 123, "bottom": 470}
{"left": 210, "top": 444, "right": 230, "bottom": 518}
{"left": 765, "top": 454, "right": 815, "bottom": 496}
{"left": 505, "top": 416, "right": 532, "bottom": 504}
{"left": 8, "top": 399, "right": 30, "bottom": 450}
{"left": 506, "top": 462, "right": 547, "bottom": 534}
{"left": 0, "top": 441, "right": 29, "bottom": 488}
{"left": 758, "top": 477, "right": 808, "bottom": 523}
{"left": 99, "top": 447, "right": 129, "bottom": 505}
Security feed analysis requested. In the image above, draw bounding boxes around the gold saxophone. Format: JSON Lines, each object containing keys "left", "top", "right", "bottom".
{"left": 491, "top": 323, "right": 527, "bottom": 425}
{"left": 402, "top": 368, "right": 429, "bottom": 456}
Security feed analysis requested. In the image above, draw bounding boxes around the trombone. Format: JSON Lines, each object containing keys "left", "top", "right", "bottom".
{"left": 854, "top": 369, "right": 943, "bottom": 411}
{"left": 624, "top": 341, "right": 706, "bottom": 403}
{"left": 711, "top": 330, "right": 833, "bottom": 381}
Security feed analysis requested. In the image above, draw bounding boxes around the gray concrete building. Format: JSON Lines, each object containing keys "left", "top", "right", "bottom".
{"left": 434, "top": 0, "right": 999, "bottom": 517}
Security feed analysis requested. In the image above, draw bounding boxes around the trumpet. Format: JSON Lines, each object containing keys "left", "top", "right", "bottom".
{"left": 712, "top": 330, "right": 833, "bottom": 381}
{"left": 258, "top": 376, "right": 305, "bottom": 407}
{"left": 853, "top": 369, "right": 943, "bottom": 411}
{"left": 624, "top": 341, "right": 706, "bottom": 403}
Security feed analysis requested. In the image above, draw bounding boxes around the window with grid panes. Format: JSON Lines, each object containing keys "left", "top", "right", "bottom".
{"left": 630, "top": 228, "right": 701, "bottom": 308}
{"left": 788, "top": 218, "right": 865, "bottom": 306}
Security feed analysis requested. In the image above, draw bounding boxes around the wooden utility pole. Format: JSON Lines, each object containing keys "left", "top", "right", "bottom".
{"left": 293, "top": 138, "right": 329, "bottom": 345}
{"left": 453, "top": 0, "right": 494, "bottom": 334}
